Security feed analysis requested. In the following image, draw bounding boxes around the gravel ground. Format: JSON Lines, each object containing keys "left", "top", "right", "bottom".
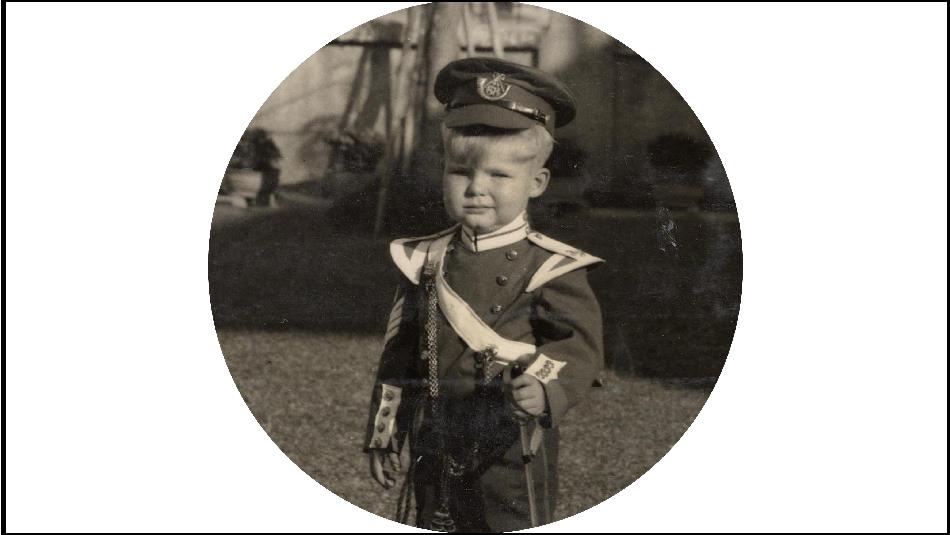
{"left": 218, "top": 328, "right": 714, "bottom": 526}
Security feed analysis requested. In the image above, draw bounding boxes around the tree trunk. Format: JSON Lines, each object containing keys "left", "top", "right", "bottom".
{"left": 389, "top": 2, "right": 463, "bottom": 235}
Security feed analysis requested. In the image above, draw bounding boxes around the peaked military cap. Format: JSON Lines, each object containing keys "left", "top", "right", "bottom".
{"left": 434, "top": 57, "right": 577, "bottom": 136}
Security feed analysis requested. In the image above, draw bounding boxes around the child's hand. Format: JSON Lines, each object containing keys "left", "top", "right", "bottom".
{"left": 509, "top": 373, "right": 546, "bottom": 418}
{"left": 368, "top": 450, "right": 402, "bottom": 489}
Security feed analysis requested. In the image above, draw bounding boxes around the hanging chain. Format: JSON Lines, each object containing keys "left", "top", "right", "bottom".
{"left": 422, "top": 262, "right": 455, "bottom": 533}
{"left": 423, "top": 265, "right": 440, "bottom": 401}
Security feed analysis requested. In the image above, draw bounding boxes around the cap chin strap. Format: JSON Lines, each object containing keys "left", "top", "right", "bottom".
{"left": 446, "top": 100, "right": 550, "bottom": 128}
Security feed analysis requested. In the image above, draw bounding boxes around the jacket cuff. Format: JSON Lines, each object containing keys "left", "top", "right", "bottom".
{"left": 367, "top": 384, "right": 402, "bottom": 450}
{"left": 539, "top": 379, "right": 570, "bottom": 429}
{"left": 523, "top": 353, "right": 567, "bottom": 385}
{"left": 522, "top": 353, "right": 569, "bottom": 428}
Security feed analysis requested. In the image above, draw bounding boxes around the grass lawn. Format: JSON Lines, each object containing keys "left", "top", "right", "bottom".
{"left": 218, "top": 328, "right": 714, "bottom": 524}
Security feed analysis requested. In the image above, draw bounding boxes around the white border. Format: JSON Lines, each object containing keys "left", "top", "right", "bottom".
{"left": 5, "top": 2, "right": 947, "bottom": 532}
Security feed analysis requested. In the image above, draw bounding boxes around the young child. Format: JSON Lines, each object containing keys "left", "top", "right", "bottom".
{"left": 364, "top": 57, "right": 604, "bottom": 532}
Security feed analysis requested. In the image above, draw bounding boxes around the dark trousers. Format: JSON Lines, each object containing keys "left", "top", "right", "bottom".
{"left": 413, "top": 426, "right": 559, "bottom": 532}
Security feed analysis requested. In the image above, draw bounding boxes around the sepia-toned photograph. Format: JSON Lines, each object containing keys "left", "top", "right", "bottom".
{"left": 8, "top": 2, "right": 947, "bottom": 533}
{"left": 209, "top": 2, "right": 741, "bottom": 531}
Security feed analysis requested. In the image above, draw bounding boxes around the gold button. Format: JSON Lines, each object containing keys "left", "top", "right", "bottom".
{"left": 496, "top": 276, "right": 509, "bottom": 286}
{"left": 373, "top": 438, "right": 382, "bottom": 448}
{"left": 383, "top": 390, "right": 394, "bottom": 401}
{"left": 490, "top": 304, "right": 503, "bottom": 314}
{"left": 506, "top": 250, "right": 518, "bottom": 261}
{"left": 381, "top": 407, "right": 391, "bottom": 417}
{"left": 377, "top": 423, "right": 386, "bottom": 432}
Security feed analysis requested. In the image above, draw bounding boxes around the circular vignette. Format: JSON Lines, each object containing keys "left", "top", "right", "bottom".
{"left": 209, "top": 3, "right": 741, "bottom": 532}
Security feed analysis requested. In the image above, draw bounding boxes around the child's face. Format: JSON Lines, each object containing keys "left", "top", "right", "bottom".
{"left": 442, "top": 138, "right": 550, "bottom": 234}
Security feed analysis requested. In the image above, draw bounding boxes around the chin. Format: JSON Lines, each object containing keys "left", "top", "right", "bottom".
{"left": 461, "top": 215, "right": 498, "bottom": 233}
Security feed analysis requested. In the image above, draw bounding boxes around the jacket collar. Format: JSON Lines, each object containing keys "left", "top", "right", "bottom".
{"left": 459, "top": 212, "right": 529, "bottom": 253}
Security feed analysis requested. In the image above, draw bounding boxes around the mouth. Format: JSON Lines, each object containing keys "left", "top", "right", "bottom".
{"left": 463, "top": 206, "right": 493, "bottom": 212}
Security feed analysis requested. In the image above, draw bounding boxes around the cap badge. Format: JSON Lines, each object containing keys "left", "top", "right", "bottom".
{"left": 476, "top": 73, "right": 510, "bottom": 101}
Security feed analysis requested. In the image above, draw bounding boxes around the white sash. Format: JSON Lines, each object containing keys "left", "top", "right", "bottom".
{"left": 426, "top": 234, "right": 537, "bottom": 366}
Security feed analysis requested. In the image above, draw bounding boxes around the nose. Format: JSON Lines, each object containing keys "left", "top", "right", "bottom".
{"left": 465, "top": 171, "right": 490, "bottom": 197}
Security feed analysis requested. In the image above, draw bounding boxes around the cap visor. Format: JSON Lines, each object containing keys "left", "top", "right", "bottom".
{"left": 443, "top": 104, "right": 537, "bottom": 131}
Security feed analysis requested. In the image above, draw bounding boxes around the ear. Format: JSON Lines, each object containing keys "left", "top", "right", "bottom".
{"left": 528, "top": 167, "right": 551, "bottom": 199}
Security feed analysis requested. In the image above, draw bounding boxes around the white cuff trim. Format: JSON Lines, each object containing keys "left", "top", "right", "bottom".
{"left": 525, "top": 354, "right": 567, "bottom": 385}
{"left": 369, "top": 384, "right": 402, "bottom": 449}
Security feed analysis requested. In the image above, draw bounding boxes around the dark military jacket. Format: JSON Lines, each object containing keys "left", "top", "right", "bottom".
{"left": 363, "top": 214, "right": 604, "bottom": 530}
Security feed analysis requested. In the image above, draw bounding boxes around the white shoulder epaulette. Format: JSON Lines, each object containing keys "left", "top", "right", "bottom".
{"left": 525, "top": 231, "right": 604, "bottom": 292}
{"left": 389, "top": 225, "right": 459, "bottom": 285}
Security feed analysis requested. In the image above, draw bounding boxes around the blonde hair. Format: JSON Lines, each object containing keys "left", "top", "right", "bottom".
{"left": 440, "top": 124, "right": 555, "bottom": 168}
